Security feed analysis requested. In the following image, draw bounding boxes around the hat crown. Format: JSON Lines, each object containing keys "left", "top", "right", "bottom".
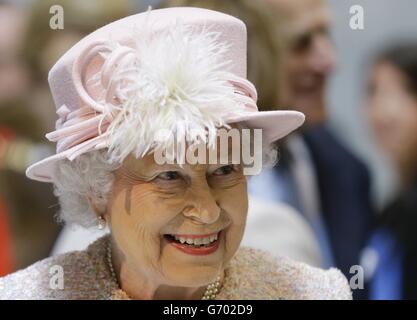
{"left": 48, "top": 7, "right": 247, "bottom": 113}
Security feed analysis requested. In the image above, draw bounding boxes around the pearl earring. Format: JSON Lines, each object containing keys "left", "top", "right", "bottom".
{"left": 97, "top": 216, "right": 106, "bottom": 230}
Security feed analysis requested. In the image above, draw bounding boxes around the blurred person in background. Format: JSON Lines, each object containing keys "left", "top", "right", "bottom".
{"left": 159, "top": 0, "right": 322, "bottom": 267}
{"left": 365, "top": 43, "right": 417, "bottom": 300}
{"left": 0, "top": 128, "right": 14, "bottom": 276}
{"left": 0, "top": 2, "right": 58, "bottom": 273}
{"left": 0, "top": 2, "right": 26, "bottom": 276}
{"left": 250, "top": 0, "right": 373, "bottom": 290}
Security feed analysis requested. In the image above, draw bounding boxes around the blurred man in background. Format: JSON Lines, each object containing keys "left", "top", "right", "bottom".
{"left": 0, "top": 2, "right": 57, "bottom": 273}
{"left": 249, "top": 0, "right": 373, "bottom": 297}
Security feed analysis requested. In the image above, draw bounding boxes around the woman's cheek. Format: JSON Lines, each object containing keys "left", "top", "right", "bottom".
{"left": 215, "top": 177, "right": 248, "bottom": 218}
{"left": 217, "top": 182, "right": 248, "bottom": 253}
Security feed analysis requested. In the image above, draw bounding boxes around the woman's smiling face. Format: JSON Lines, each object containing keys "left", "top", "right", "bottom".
{"left": 106, "top": 147, "right": 248, "bottom": 287}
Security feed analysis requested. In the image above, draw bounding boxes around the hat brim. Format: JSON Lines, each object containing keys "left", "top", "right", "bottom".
{"left": 229, "top": 110, "right": 305, "bottom": 143}
{"left": 26, "top": 110, "right": 304, "bottom": 183}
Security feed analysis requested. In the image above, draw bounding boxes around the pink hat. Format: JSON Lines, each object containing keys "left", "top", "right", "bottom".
{"left": 26, "top": 7, "right": 305, "bottom": 183}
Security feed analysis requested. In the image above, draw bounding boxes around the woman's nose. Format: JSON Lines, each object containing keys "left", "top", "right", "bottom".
{"left": 182, "top": 185, "right": 221, "bottom": 224}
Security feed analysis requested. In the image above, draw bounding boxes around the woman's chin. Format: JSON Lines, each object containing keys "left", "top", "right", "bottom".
{"left": 163, "top": 265, "right": 223, "bottom": 288}
{"left": 159, "top": 234, "right": 227, "bottom": 286}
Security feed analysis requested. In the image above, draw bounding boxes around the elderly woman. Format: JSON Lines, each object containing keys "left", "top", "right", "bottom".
{"left": 0, "top": 8, "right": 351, "bottom": 300}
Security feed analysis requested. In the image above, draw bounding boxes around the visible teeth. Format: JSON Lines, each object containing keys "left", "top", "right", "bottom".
{"left": 171, "top": 233, "right": 219, "bottom": 246}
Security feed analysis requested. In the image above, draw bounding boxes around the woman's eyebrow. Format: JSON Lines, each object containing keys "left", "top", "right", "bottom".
{"left": 120, "top": 166, "right": 153, "bottom": 181}
{"left": 152, "top": 162, "right": 183, "bottom": 170}
{"left": 144, "top": 163, "right": 188, "bottom": 175}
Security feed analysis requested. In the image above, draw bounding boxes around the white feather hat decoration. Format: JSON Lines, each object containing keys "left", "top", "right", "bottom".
{"left": 98, "top": 22, "right": 248, "bottom": 164}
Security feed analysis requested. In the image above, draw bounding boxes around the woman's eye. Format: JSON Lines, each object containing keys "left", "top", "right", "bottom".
{"left": 157, "top": 171, "right": 180, "bottom": 180}
{"left": 212, "top": 165, "right": 236, "bottom": 176}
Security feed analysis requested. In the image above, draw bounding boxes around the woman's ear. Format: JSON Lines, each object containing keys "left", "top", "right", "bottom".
{"left": 87, "top": 195, "right": 111, "bottom": 230}
{"left": 87, "top": 195, "right": 106, "bottom": 218}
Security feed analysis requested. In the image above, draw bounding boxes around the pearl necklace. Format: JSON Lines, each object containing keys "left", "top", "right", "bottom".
{"left": 106, "top": 240, "right": 221, "bottom": 300}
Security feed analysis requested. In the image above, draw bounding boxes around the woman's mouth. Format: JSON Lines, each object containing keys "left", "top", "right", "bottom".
{"left": 163, "top": 231, "right": 221, "bottom": 255}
